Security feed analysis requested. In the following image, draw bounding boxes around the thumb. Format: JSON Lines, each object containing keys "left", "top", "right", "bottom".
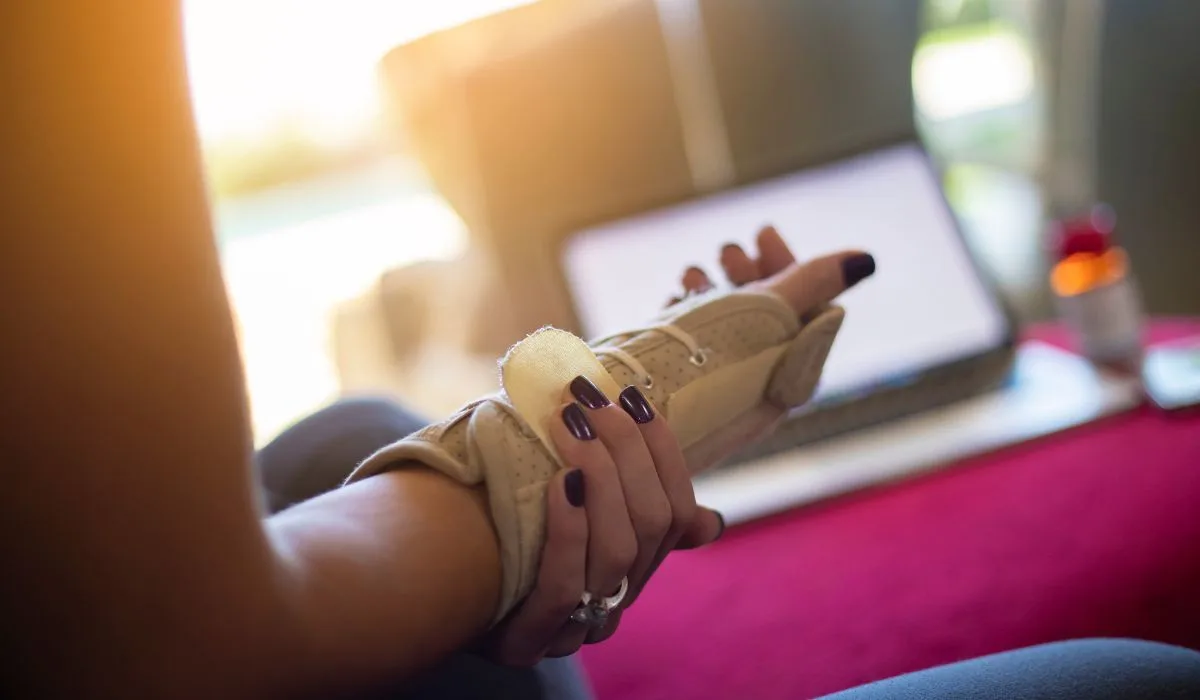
{"left": 756, "top": 250, "right": 874, "bottom": 316}
{"left": 674, "top": 507, "right": 726, "bottom": 550}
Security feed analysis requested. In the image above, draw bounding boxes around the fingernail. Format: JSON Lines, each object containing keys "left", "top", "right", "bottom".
{"left": 842, "top": 253, "right": 876, "bottom": 288}
{"left": 570, "top": 375, "right": 610, "bottom": 409}
{"left": 619, "top": 386, "right": 655, "bottom": 424}
{"left": 714, "top": 511, "right": 727, "bottom": 541}
{"left": 564, "top": 469, "right": 585, "bottom": 507}
{"left": 720, "top": 242, "right": 741, "bottom": 256}
{"left": 562, "top": 404, "right": 596, "bottom": 440}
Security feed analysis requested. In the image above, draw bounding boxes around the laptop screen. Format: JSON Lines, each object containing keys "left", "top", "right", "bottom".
{"left": 560, "top": 142, "right": 1010, "bottom": 400}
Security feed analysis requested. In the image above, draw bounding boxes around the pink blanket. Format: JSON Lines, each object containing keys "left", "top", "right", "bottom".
{"left": 580, "top": 319, "right": 1200, "bottom": 699}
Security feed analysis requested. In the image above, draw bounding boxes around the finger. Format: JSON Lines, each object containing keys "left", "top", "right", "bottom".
{"left": 615, "top": 385, "right": 696, "bottom": 606}
{"left": 568, "top": 379, "right": 673, "bottom": 600}
{"left": 584, "top": 606, "right": 624, "bottom": 645}
{"left": 674, "top": 506, "right": 726, "bottom": 550}
{"left": 681, "top": 266, "right": 714, "bottom": 294}
{"left": 550, "top": 396, "right": 637, "bottom": 598}
{"left": 756, "top": 225, "right": 797, "bottom": 277}
{"left": 615, "top": 509, "right": 716, "bottom": 617}
{"left": 760, "top": 250, "right": 875, "bottom": 316}
{"left": 720, "top": 243, "right": 760, "bottom": 286}
{"left": 546, "top": 624, "right": 589, "bottom": 658}
{"left": 490, "top": 469, "right": 590, "bottom": 665}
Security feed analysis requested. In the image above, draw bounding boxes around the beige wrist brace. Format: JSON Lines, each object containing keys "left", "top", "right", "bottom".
{"left": 344, "top": 288, "right": 844, "bottom": 622}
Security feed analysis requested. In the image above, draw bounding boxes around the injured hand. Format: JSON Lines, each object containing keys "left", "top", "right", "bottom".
{"left": 345, "top": 228, "right": 875, "bottom": 623}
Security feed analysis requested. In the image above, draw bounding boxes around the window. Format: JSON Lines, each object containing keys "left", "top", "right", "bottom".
{"left": 184, "top": 0, "right": 536, "bottom": 442}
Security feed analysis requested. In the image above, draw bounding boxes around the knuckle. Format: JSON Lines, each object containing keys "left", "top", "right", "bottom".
{"left": 671, "top": 497, "right": 698, "bottom": 529}
{"left": 637, "top": 506, "right": 673, "bottom": 545}
{"left": 600, "top": 534, "right": 638, "bottom": 576}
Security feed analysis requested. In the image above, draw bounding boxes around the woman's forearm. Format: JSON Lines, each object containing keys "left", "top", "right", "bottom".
{"left": 0, "top": 3, "right": 505, "bottom": 696}
{"left": 264, "top": 469, "right": 502, "bottom": 696}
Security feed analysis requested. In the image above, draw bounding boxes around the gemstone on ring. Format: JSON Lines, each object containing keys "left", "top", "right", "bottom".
{"left": 569, "top": 601, "right": 609, "bottom": 627}
{"left": 572, "top": 576, "right": 629, "bottom": 626}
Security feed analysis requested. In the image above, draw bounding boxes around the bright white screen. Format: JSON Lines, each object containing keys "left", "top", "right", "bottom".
{"left": 562, "top": 142, "right": 1009, "bottom": 398}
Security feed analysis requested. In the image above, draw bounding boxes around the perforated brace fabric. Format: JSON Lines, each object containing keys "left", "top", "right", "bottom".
{"left": 344, "top": 289, "right": 845, "bottom": 623}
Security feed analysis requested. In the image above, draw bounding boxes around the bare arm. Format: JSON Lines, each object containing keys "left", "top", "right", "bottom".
{"left": 0, "top": 3, "right": 499, "bottom": 697}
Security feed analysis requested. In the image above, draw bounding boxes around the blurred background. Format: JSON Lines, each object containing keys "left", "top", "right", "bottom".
{"left": 184, "top": 0, "right": 1200, "bottom": 444}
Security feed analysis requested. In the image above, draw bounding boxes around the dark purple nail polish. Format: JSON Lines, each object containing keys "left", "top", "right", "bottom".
{"left": 570, "top": 375, "right": 610, "bottom": 409}
{"left": 842, "top": 253, "right": 876, "bottom": 289}
{"left": 619, "top": 386, "right": 655, "bottom": 424}
{"left": 564, "top": 469, "right": 585, "bottom": 507}
{"left": 562, "top": 404, "right": 596, "bottom": 441}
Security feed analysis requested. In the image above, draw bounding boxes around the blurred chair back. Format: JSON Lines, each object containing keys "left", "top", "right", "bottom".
{"left": 700, "top": 0, "right": 922, "bottom": 183}
{"left": 379, "top": 0, "right": 924, "bottom": 345}
{"left": 382, "top": 0, "right": 692, "bottom": 342}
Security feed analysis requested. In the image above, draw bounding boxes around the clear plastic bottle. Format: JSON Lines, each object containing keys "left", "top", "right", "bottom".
{"left": 1049, "top": 205, "right": 1144, "bottom": 371}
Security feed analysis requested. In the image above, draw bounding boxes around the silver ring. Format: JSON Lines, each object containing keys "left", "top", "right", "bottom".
{"left": 584, "top": 576, "right": 628, "bottom": 611}
{"left": 569, "top": 577, "right": 629, "bottom": 627}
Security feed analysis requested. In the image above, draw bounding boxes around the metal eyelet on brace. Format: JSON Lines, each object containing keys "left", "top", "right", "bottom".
{"left": 642, "top": 375, "right": 655, "bottom": 390}
{"left": 689, "top": 349, "right": 708, "bottom": 367}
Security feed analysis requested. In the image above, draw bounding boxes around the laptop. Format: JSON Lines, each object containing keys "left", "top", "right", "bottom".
{"left": 556, "top": 139, "right": 1018, "bottom": 463}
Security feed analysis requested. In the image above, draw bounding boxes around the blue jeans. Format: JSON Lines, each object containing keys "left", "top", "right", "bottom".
{"left": 823, "top": 638, "right": 1200, "bottom": 699}
{"left": 258, "top": 398, "right": 1200, "bottom": 700}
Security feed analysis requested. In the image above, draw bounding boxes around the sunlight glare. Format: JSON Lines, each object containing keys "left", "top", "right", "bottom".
{"left": 222, "top": 192, "right": 469, "bottom": 442}
{"left": 181, "top": 0, "right": 532, "bottom": 440}
{"left": 183, "top": 0, "right": 537, "bottom": 145}
{"left": 913, "top": 30, "right": 1035, "bottom": 121}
